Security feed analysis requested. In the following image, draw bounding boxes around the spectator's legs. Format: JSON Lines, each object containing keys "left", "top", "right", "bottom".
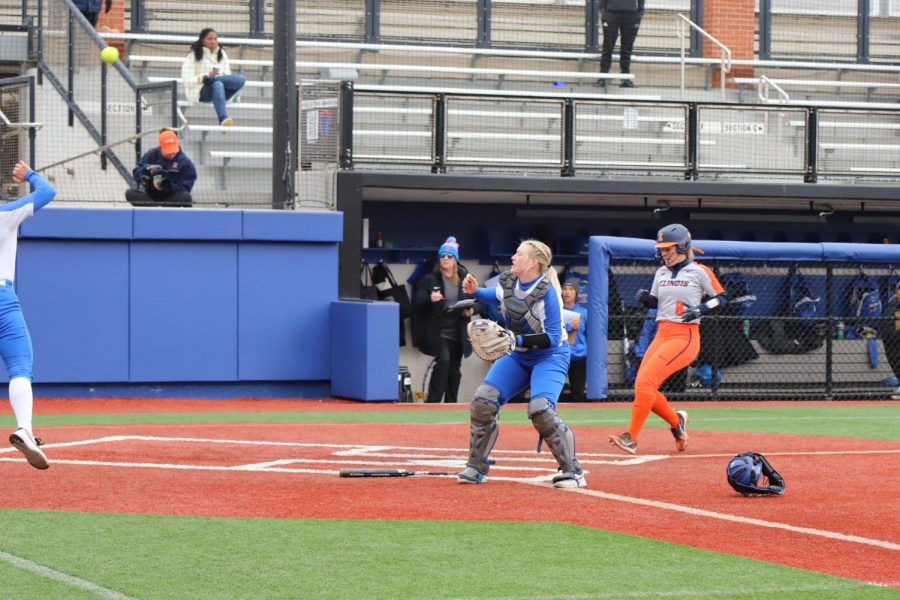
{"left": 567, "top": 357, "right": 586, "bottom": 402}
{"left": 444, "top": 338, "right": 465, "bottom": 403}
{"left": 199, "top": 80, "right": 228, "bottom": 123}
{"left": 599, "top": 14, "right": 622, "bottom": 75}
{"left": 618, "top": 12, "right": 642, "bottom": 75}
{"left": 166, "top": 191, "right": 194, "bottom": 207}
{"left": 885, "top": 334, "right": 900, "bottom": 383}
{"left": 219, "top": 74, "right": 246, "bottom": 101}
{"left": 125, "top": 189, "right": 156, "bottom": 206}
{"left": 81, "top": 10, "right": 99, "bottom": 27}
{"left": 426, "top": 338, "right": 452, "bottom": 402}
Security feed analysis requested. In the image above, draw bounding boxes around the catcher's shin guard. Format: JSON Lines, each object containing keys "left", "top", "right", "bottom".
{"left": 528, "top": 397, "right": 582, "bottom": 476}
{"left": 465, "top": 385, "right": 500, "bottom": 474}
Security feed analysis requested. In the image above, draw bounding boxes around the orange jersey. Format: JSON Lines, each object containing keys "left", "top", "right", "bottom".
{"left": 650, "top": 261, "right": 724, "bottom": 323}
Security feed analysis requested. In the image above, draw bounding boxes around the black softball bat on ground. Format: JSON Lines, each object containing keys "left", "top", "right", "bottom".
{"left": 339, "top": 468, "right": 455, "bottom": 478}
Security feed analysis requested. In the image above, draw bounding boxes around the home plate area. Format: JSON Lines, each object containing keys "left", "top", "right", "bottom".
{"left": 0, "top": 434, "right": 666, "bottom": 482}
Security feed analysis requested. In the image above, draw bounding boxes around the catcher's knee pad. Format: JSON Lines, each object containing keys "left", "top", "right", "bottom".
{"left": 467, "top": 386, "right": 500, "bottom": 473}
{"left": 529, "top": 397, "right": 581, "bottom": 474}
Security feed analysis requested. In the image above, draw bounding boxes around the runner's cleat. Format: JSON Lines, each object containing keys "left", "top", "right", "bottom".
{"left": 671, "top": 410, "right": 689, "bottom": 451}
{"left": 608, "top": 432, "right": 637, "bottom": 454}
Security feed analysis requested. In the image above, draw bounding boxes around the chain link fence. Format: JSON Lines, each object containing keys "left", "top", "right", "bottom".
{"left": 604, "top": 258, "right": 900, "bottom": 401}
{"left": 0, "top": 77, "right": 36, "bottom": 201}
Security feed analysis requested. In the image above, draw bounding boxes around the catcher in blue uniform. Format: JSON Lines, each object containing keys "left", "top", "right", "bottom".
{"left": 458, "top": 239, "right": 585, "bottom": 488}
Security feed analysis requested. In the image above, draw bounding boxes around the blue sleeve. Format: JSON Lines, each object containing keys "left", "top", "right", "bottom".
{"left": 2, "top": 170, "right": 56, "bottom": 213}
{"left": 474, "top": 286, "right": 499, "bottom": 306}
{"left": 541, "top": 287, "right": 564, "bottom": 347}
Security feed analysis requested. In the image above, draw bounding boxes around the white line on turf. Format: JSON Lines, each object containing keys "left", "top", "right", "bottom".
{"left": 3, "top": 436, "right": 898, "bottom": 552}
{"left": 449, "top": 581, "right": 884, "bottom": 600}
{"left": 536, "top": 482, "right": 900, "bottom": 551}
{"left": 0, "top": 550, "right": 137, "bottom": 600}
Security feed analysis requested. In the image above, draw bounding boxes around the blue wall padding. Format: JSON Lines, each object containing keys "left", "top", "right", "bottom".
{"left": 12, "top": 207, "right": 346, "bottom": 387}
{"left": 587, "top": 236, "right": 900, "bottom": 399}
{"left": 330, "top": 300, "right": 399, "bottom": 401}
{"left": 132, "top": 209, "right": 243, "bottom": 240}
{"left": 18, "top": 241, "right": 130, "bottom": 382}
{"left": 129, "top": 242, "right": 238, "bottom": 381}
{"left": 238, "top": 244, "right": 337, "bottom": 380}
{"left": 242, "top": 210, "right": 343, "bottom": 241}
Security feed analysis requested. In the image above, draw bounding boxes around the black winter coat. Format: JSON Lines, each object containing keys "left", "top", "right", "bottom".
{"left": 412, "top": 264, "right": 474, "bottom": 358}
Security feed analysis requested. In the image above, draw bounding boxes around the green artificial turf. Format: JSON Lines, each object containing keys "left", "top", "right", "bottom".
{"left": 0, "top": 510, "right": 892, "bottom": 600}
{"left": 11, "top": 403, "right": 900, "bottom": 440}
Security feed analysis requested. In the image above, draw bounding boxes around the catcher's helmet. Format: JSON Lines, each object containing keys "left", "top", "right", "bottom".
{"left": 655, "top": 224, "right": 692, "bottom": 254}
{"left": 726, "top": 452, "right": 786, "bottom": 496}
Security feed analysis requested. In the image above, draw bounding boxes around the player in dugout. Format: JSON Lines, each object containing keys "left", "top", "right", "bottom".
{"left": 609, "top": 223, "right": 726, "bottom": 455}
{"left": 3, "top": 161, "right": 56, "bottom": 469}
{"left": 458, "top": 239, "right": 586, "bottom": 488}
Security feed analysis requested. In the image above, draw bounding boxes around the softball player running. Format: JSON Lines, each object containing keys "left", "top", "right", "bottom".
{"left": 3, "top": 161, "right": 56, "bottom": 469}
{"left": 457, "top": 240, "right": 586, "bottom": 488}
{"left": 609, "top": 224, "right": 725, "bottom": 455}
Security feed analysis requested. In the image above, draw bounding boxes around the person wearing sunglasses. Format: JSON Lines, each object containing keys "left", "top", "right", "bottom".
{"left": 413, "top": 236, "right": 475, "bottom": 403}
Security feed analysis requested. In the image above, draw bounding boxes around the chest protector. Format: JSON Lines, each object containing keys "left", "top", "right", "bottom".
{"left": 500, "top": 273, "right": 548, "bottom": 336}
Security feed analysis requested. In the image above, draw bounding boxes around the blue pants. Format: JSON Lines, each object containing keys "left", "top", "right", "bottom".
{"left": 484, "top": 347, "right": 570, "bottom": 406}
{"left": 199, "top": 74, "right": 246, "bottom": 122}
{"left": 0, "top": 283, "right": 33, "bottom": 380}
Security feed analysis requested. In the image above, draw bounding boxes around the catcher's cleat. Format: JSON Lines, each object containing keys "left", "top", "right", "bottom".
{"left": 456, "top": 466, "right": 487, "bottom": 484}
{"left": 552, "top": 469, "right": 587, "bottom": 489}
{"left": 10, "top": 428, "right": 49, "bottom": 470}
{"left": 608, "top": 432, "right": 637, "bottom": 454}
{"left": 671, "top": 410, "right": 689, "bottom": 451}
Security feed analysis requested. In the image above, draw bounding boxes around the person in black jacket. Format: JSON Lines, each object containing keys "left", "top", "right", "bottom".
{"left": 598, "top": 0, "right": 644, "bottom": 88}
{"left": 125, "top": 129, "right": 196, "bottom": 207}
{"left": 413, "top": 237, "right": 474, "bottom": 403}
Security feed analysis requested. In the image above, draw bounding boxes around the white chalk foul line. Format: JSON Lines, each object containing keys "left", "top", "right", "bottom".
{"left": 532, "top": 481, "right": 900, "bottom": 552}
{"left": 3, "top": 435, "right": 898, "bottom": 553}
{"left": 0, "top": 551, "right": 137, "bottom": 600}
{"left": 451, "top": 581, "right": 885, "bottom": 600}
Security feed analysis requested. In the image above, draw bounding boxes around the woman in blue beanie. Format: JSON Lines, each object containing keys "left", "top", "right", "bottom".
{"left": 412, "top": 237, "right": 475, "bottom": 403}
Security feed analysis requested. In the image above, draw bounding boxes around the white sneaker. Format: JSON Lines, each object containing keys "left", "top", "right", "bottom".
{"left": 9, "top": 428, "right": 49, "bottom": 470}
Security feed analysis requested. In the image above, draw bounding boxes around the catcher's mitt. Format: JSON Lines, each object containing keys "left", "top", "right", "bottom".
{"left": 467, "top": 319, "right": 517, "bottom": 362}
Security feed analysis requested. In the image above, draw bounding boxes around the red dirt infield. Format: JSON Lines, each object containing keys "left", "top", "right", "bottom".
{"left": 0, "top": 400, "right": 898, "bottom": 588}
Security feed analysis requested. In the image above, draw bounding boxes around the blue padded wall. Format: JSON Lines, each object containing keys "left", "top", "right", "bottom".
{"left": 130, "top": 242, "right": 238, "bottom": 381}
{"left": 13, "top": 207, "right": 346, "bottom": 390}
{"left": 330, "top": 300, "right": 399, "bottom": 401}
{"left": 17, "top": 240, "right": 130, "bottom": 382}
{"left": 238, "top": 243, "right": 337, "bottom": 380}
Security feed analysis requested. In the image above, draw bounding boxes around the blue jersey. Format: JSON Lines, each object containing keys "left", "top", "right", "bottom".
{"left": 566, "top": 303, "right": 588, "bottom": 359}
{"left": 474, "top": 273, "right": 566, "bottom": 357}
{"left": 0, "top": 171, "right": 55, "bottom": 281}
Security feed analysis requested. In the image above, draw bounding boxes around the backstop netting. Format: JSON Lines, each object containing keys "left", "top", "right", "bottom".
{"left": 587, "top": 236, "right": 900, "bottom": 401}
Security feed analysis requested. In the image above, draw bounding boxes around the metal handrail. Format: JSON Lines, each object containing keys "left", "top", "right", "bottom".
{"left": 676, "top": 14, "right": 732, "bottom": 99}
{"left": 757, "top": 75, "right": 790, "bottom": 104}
{"left": 0, "top": 108, "right": 43, "bottom": 133}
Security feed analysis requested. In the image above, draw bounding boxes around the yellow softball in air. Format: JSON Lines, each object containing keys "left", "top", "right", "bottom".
{"left": 100, "top": 46, "right": 119, "bottom": 65}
